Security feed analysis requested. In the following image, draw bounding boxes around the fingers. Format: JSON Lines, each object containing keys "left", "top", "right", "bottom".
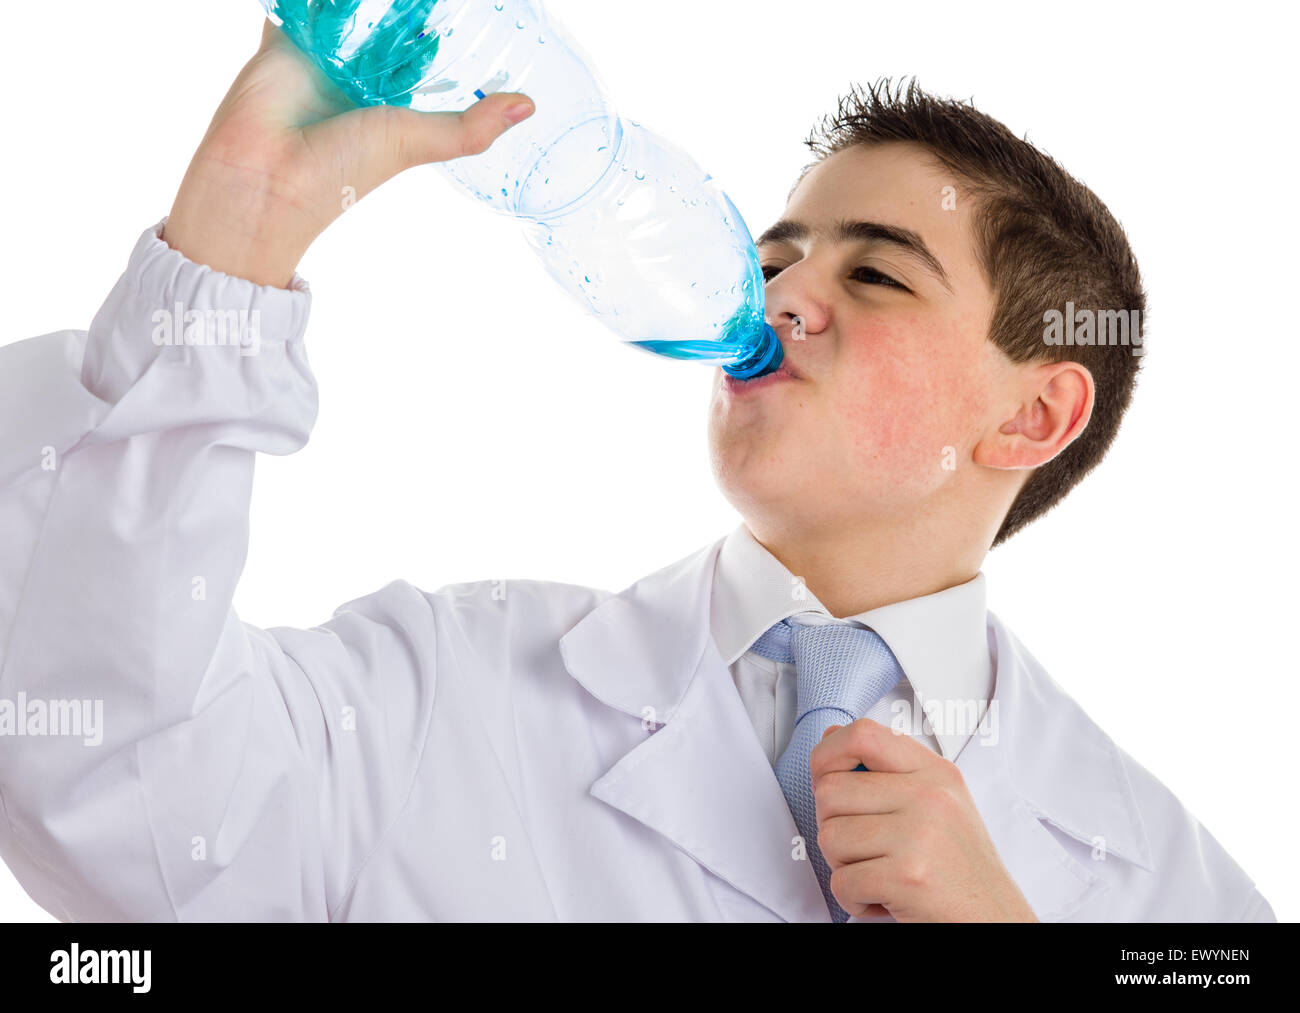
{"left": 813, "top": 768, "right": 906, "bottom": 821}
{"left": 810, "top": 718, "right": 926, "bottom": 785}
{"left": 818, "top": 813, "right": 899, "bottom": 867}
{"left": 828, "top": 857, "right": 901, "bottom": 917}
{"left": 321, "top": 92, "right": 534, "bottom": 199}
{"left": 392, "top": 92, "right": 536, "bottom": 169}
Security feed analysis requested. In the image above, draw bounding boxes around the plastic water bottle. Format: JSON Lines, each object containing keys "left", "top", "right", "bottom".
{"left": 257, "top": 0, "right": 783, "bottom": 378}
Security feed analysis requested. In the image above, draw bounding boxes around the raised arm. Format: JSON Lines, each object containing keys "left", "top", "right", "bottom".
{"left": 0, "top": 20, "right": 533, "bottom": 921}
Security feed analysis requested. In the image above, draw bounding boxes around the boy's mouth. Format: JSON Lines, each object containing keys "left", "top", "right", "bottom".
{"left": 721, "top": 362, "right": 799, "bottom": 396}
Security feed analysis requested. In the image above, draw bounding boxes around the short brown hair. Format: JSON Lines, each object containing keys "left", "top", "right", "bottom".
{"left": 800, "top": 78, "right": 1147, "bottom": 546}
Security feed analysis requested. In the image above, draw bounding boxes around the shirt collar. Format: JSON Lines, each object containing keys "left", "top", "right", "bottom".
{"left": 709, "top": 522, "right": 994, "bottom": 762}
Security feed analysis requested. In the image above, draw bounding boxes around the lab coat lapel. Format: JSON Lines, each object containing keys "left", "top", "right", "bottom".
{"left": 560, "top": 539, "right": 1155, "bottom": 923}
{"left": 953, "top": 613, "right": 1155, "bottom": 921}
{"left": 559, "top": 538, "right": 831, "bottom": 922}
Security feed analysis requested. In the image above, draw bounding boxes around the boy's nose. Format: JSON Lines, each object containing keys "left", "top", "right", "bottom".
{"left": 766, "top": 315, "right": 808, "bottom": 343}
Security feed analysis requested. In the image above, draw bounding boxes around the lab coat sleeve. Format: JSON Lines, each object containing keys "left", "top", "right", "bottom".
{"left": 1237, "top": 887, "right": 1276, "bottom": 922}
{"left": 0, "top": 221, "right": 435, "bottom": 921}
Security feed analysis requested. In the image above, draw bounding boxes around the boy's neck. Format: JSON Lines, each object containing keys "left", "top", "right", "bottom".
{"left": 745, "top": 515, "right": 986, "bottom": 618}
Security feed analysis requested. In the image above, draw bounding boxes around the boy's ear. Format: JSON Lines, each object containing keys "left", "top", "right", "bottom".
{"left": 974, "top": 360, "right": 1094, "bottom": 471}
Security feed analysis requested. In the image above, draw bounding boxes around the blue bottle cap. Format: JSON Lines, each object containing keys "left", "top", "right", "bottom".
{"left": 721, "top": 324, "right": 784, "bottom": 380}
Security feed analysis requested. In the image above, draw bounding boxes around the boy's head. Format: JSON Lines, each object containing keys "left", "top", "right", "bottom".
{"left": 708, "top": 78, "right": 1146, "bottom": 554}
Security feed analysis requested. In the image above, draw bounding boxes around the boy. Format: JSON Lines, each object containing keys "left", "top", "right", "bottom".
{"left": 0, "top": 21, "right": 1273, "bottom": 922}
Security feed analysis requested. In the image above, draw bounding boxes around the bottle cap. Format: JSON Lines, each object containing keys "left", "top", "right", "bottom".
{"left": 722, "top": 324, "right": 784, "bottom": 379}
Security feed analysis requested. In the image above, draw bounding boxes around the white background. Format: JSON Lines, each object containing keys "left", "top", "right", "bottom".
{"left": 1, "top": 0, "right": 1296, "bottom": 922}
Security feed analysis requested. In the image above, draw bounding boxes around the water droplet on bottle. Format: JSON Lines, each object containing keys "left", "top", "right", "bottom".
{"left": 634, "top": 170, "right": 646, "bottom": 181}
{"left": 493, "top": 2, "right": 504, "bottom": 10}
{"left": 668, "top": 184, "right": 677, "bottom": 193}
{"left": 516, "top": 19, "right": 526, "bottom": 29}
{"left": 444, "top": 26, "right": 453, "bottom": 36}
{"left": 723, "top": 216, "right": 731, "bottom": 226}
{"left": 730, "top": 286, "right": 737, "bottom": 296}
{"left": 538, "top": 35, "right": 546, "bottom": 44}
{"left": 584, "top": 276, "right": 591, "bottom": 283}
{"left": 597, "top": 145, "right": 607, "bottom": 152}
{"left": 501, "top": 188, "right": 508, "bottom": 197}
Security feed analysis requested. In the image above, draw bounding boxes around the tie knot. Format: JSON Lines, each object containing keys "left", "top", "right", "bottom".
{"left": 750, "top": 618, "right": 903, "bottom": 722}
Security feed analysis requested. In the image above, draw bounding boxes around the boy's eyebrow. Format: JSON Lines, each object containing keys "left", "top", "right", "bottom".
{"left": 756, "top": 218, "right": 953, "bottom": 292}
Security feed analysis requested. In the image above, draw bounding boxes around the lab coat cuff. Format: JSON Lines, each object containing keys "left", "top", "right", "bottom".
{"left": 135, "top": 217, "right": 312, "bottom": 341}
{"left": 80, "top": 219, "right": 315, "bottom": 407}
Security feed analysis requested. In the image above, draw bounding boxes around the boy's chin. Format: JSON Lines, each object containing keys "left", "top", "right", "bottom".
{"left": 717, "top": 472, "right": 820, "bottom": 520}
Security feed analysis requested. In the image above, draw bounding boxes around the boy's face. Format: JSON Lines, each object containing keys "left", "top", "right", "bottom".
{"left": 708, "top": 141, "right": 1008, "bottom": 540}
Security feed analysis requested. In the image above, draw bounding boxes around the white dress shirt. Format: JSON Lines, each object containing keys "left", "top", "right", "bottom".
{"left": 709, "top": 522, "right": 995, "bottom": 766}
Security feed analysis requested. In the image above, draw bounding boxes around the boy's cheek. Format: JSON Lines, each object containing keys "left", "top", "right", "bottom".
{"left": 836, "top": 399, "right": 949, "bottom": 486}
{"left": 831, "top": 366, "right": 977, "bottom": 484}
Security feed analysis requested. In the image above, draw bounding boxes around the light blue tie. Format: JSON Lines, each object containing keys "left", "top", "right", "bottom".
{"left": 750, "top": 617, "right": 904, "bottom": 922}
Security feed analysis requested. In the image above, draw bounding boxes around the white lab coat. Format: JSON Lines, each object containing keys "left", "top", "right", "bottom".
{"left": 0, "top": 223, "right": 1275, "bottom": 922}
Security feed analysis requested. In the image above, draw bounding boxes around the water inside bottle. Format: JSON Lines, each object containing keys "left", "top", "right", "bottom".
{"left": 631, "top": 248, "right": 767, "bottom": 364}
{"left": 270, "top": 1, "right": 448, "bottom": 105}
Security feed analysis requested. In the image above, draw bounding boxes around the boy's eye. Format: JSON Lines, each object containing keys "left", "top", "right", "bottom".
{"left": 760, "top": 263, "right": 908, "bottom": 291}
{"left": 849, "top": 266, "right": 908, "bottom": 289}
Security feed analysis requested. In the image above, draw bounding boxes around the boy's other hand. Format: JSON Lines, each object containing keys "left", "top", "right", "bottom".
{"left": 163, "top": 19, "right": 535, "bottom": 288}
{"left": 812, "top": 719, "right": 1040, "bottom": 922}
